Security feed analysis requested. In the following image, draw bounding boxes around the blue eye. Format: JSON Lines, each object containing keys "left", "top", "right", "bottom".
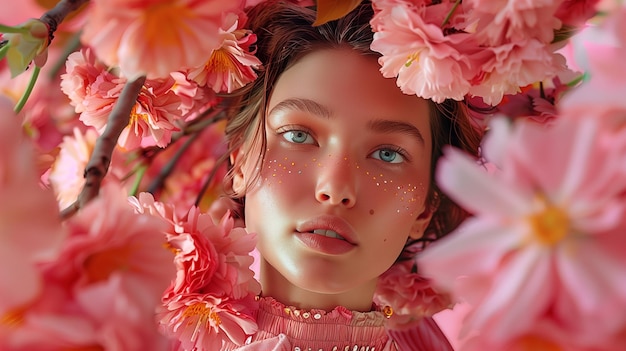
{"left": 283, "top": 130, "right": 314, "bottom": 144}
{"left": 371, "top": 148, "right": 405, "bottom": 163}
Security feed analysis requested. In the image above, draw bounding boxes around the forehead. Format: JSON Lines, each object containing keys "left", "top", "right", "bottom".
{"left": 266, "top": 48, "right": 431, "bottom": 144}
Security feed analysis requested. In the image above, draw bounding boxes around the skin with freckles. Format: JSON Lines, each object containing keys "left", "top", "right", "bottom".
{"left": 232, "top": 48, "right": 433, "bottom": 312}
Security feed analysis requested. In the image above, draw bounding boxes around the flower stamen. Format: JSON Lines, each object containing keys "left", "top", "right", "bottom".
{"left": 528, "top": 203, "right": 569, "bottom": 245}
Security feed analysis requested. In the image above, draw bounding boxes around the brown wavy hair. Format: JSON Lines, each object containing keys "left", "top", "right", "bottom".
{"left": 222, "top": 0, "right": 482, "bottom": 257}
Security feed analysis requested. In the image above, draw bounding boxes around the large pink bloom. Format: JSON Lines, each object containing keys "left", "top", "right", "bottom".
{"left": 186, "top": 13, "right": 261, "bottom": 93}
{"left": 370, "top": 1, "right": 477, "bottom": 102}
{"left": 81, "top": 0, "right": 245, "bottom": 80}
{"left": 419, "top": 117, "right": 626, "bottom": 349}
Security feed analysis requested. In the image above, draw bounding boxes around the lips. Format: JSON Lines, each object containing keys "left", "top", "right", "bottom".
{"left": 296, "top": 215, "right": 358, "bottom": 245}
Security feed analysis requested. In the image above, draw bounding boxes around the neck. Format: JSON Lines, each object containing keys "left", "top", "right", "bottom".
{"left": 258, "top": 258, "right": 378, "bottom": 312}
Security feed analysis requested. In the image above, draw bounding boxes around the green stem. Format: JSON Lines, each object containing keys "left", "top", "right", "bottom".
{"left": 128, "top": 163, "right": 149, "bottom": 197}
{"left": 0, "top": 24, "right": 29, "bottom": 34}
{"left": 442, "top": 0, "right": 462, "bottom": 28}
{"left": 14, "top": 65, "right": 41, "bottom": 114}
{"left": 0, "top": 43, "right": 9, "bottom": 61}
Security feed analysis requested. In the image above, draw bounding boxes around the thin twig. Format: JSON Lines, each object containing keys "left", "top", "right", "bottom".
{"left": 61, "top": 75, "right": 146, "bottom": 219}
{"left": 39, "top": 0, "right": 90, "bottom": 43}
{"left": 146, "top": 131, "right": 201, "bottom": 195}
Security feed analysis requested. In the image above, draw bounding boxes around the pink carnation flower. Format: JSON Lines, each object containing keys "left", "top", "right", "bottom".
{"left": 81, "top": 0, "right": 245, "bottom": 80}
{"left": 118, "top": 76, "right": 184, "bottom": 149}
{"left": 419, "top": 116, "right": 626, "bottom": 348}
{"left": 186, "top": 13, "right": 262, "bottom": 93}
{"left": 370, "top": 1, "right": 477, "bottom": 102}
{"left": 374, "top": 259, "right": 452, "bottom": 330}
{"left": 144, "top": 197, "right": 260, "bottom": 349}
{"left": 468, "top": 39, "right": 565, "bottom": 105}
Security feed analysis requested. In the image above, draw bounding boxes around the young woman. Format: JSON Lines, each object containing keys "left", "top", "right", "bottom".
{"left": 218, "top": 1, "right": 481, "bottom": 349}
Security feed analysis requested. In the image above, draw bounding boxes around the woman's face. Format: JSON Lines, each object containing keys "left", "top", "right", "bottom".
{"left": 234, "top": 48, "right": 433, "bottom": 302}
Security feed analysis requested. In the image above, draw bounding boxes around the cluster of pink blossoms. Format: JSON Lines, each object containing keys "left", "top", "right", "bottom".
{"left": 131, "top": 193, "right": 261, "bottom": 350}
{"left": 369, "top": 0, "right": 598, "bottom": 105}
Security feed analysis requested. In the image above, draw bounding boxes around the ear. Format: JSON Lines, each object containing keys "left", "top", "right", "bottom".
{"left": 230, "top": 147, "right": 246, "bottom": 196}
{"left": 409, "top": 205, "right": 435, "bottom": 240}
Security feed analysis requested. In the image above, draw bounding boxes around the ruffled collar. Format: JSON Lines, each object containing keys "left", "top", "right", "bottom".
{"left": 248, "top": 296, "right": 393, "bottom": 350}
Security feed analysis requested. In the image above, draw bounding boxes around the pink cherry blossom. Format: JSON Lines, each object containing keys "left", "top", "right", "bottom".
{"left": 186, "top": 12, "right": 262, "bottom": 93}
{"left": 373, "top": 259, "right": 452, "bottom": 330}
{"left": 370, "top": 1, "right": 477, "bottom": 102}
{"left": 81, "top": 0, "right": 245, "bottom": 80}
{"left": 419, "top": 116, "right": 626, "bottom": 349}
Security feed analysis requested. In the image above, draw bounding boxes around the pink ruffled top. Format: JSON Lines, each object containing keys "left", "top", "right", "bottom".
{"left": 222, "top": 296, "right": 397, "bottom": 351}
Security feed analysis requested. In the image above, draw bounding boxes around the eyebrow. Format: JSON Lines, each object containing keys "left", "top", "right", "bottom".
{"left": 269, "top": 98, "right": 331, "bottom": 119}
{"left": 368, "top": 119, "right": 426, "bottom": 145}
{"left": 269, "top": 97, "right": 425, "bottom": 145}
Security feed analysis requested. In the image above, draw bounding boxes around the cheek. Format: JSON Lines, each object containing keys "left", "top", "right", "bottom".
{"left": 358, "top": 167, "right": 429, "bottom": 219}
{"left": 252, "top": 152, "right": 314, "bottom": 189}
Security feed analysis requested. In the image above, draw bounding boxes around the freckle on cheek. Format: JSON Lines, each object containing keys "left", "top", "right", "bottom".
{"left": 369, "top": 209, "right": 375, "bottom": 215}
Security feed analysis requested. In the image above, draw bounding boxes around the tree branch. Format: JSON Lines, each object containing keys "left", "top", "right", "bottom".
{"left": 39, "top": 0, "right": 90, "bottom": 43}
{"left": 61, "top": 75, "right": 146, "bottom": 219}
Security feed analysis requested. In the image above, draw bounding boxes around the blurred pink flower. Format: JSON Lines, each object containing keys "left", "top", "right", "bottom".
{"left": 48, "top": 127, "right": 128, "bottom": 209}
{"left": 560, "top": 5, "right": 626, "bottom": 121}
{"left": 466, "top": 0, "right": 563, "bottom": 46}
{"left": 81, "top": 0, "right": 245, "bottom": 80}
{"left": 370, "top": 2, "right": 476, "bottom": 102}
{"left": 374, "top": 259, "right": 453, "bottom": 330}
{"left": 420, "top": 117, "right": 626, "bottom": 348}
{"left": 2, "top": 181, "right": 175, "bottom": 350}
{"left": 555, "top": 0, "right": 601, "bottom": 26}
{"left": 170, "top": 71, "right": 218, "bottom": 119}
{"left": 186, "top": 13, "right": 261, "bottom": 93}
{"left": 0, "top": 100, "right": 65, "bottom": 321}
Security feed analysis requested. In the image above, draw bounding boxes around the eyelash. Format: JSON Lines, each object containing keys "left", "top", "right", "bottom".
{"left": 373, "top": 145, "right": 411, "bottom": 163}
{"left": 276, "top": 126, "right": 317, "bottom": 144}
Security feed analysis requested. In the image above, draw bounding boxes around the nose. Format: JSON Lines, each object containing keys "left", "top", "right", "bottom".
{"left": 315, "top": 157, "right": 357, "bottom": 208}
